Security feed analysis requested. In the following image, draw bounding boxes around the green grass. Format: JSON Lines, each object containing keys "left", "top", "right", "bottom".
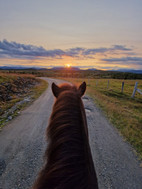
{"left": 28, "top": 78, "right": 48, "bottom": 100}
{"left": 62, "top": 78, "right": 142, "bottom": 159}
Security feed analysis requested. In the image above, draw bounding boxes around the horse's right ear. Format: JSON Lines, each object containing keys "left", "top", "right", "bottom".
{"left": 78, "top": 82, "right": 86, "bottom": 97}
{"left": 52, "top": 83, "right": 60, "bottom": 98}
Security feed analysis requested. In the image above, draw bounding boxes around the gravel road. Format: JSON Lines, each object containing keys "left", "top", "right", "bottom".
{"left": 0, "top": 78, "right": 142, "bottom": 189}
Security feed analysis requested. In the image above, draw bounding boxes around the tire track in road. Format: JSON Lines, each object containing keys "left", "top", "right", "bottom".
{"left": 83, "top": 95, "right": 142, "bottom": 189}
{"left": 0, "top": 78, "right": 142, "bottom": 189}
{"left": 0, "top": 78, "right": 62, "bottom": 189}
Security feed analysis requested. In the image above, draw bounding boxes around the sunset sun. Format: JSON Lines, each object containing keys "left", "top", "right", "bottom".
{"left": 65, "top": 64, "right": 71, "bottom": 68}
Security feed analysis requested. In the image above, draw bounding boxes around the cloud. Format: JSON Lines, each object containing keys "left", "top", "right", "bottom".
{"left": 82, "top": 48, "right": 108, "bottom": 55}
{"left": 81, "top": 45, "right": 132, "bottom": 56}
{"left": 65, "top": 47, "right": 85, "bottom": 57}
{"left": 0, "top": 39, "right": 134, "bottom": 60}
{"left": 102, "top": 57, "right": 142, "bottom": 65}
{"left": 67, "top": 45, "right": 132, "bottom": 57}
{"left": 0, "top": 39, "right": 65, "bottom": 59}
{"left": 111, "top": 45, "right": 132, "bottom": 51}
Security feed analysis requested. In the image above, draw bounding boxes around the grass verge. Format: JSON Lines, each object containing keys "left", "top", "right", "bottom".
{"left": 61, "top": 78, "right": 142, "bottom": 159}
{"left": 0, "top": 74, "right": 48, "bottom": 130}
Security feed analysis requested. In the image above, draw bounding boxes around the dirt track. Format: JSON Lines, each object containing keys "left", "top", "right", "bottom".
{"left": 0, "top": 78, "right": 142, "bottom": 189}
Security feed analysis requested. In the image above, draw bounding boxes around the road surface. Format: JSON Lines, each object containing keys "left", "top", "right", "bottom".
{"left": 0, "top": 78, "right": 142, "bottom": 189}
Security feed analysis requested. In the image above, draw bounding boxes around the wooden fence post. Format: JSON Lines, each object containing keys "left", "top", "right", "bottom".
{"left": 137, "top": 88, "right": 142, "bottom": 95}
{"left": 132, "top": 82, "right": 138, "bottom": 98}
{"left": 121, "top": 82, "right": 124, "bottom": 93}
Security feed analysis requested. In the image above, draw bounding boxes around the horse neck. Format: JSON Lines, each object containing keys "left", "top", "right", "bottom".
{"left": 47, "top": 92, "right": 88, "bottom": 155}
{"left": 47, "top": 93, "right": 96, "bottom": 177}
{"left": 79, "top": 98, "right": 88, "bottom": 138}
{"left": 33, "top": 92, "right": 98, "bottom": 189}
{"left": 79, "top": 98, "right": 98, "bottom": 178}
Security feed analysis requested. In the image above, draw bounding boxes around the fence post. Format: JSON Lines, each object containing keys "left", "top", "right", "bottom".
{"left": 121, "top": 82, "right": 124, "bottom": 93}
{"left": 132, "top": 82, "right": 138, "bottom": 98}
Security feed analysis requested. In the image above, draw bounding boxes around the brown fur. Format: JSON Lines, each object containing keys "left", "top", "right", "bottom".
{"left": 32, "top": 82, "right": 98, "bottom": 189}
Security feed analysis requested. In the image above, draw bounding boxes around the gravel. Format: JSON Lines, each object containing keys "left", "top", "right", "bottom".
{"left": 83, "top": 95, "right": 142, "bottom": 189}
{"left": 0, "top": 78, "right": 142, "bottom": 189}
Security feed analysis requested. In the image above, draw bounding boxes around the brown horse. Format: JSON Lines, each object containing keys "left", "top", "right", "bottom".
{"left": 32, "top": 82, "right": 98, "bottom": 189}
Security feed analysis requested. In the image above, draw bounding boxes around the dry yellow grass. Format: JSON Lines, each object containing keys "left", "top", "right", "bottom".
{"left": 62, "top": 78, "right": 142, "bottom": 159}
{"left": 0, "top": 72, "right": 35, "bottom": 82}
{"left": 0, "top": 73, "right": 48, "bottom": 129}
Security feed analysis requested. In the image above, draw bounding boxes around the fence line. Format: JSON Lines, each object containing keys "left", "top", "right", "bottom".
{"left": 132, "top": 82, "right": 142, "bottom": 98}
{"left": 87, "top": 79, "right": 141, "bottom": 98}
{"left": 94, "top": 80, "right": 125, "bottom": 93}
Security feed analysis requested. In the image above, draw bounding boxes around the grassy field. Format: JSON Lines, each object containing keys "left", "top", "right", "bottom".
{"left": 0, "top": 73, "right": 48, "bottom": 129}
{"left": 62, "top": 78, "right": 142, "bottom": 159}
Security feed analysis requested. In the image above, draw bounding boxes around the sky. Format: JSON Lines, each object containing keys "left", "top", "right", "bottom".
{"left": 0, "top": 0, "right": 142, "bottom": 70}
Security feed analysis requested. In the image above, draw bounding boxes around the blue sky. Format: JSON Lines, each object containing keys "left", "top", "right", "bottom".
{"left": 0, "top": 0, "right": 142, "bottom": 70}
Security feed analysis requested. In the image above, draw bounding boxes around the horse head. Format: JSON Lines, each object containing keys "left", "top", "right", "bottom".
{"left": 51, "top": 82, "right": 86, "bottom": 98}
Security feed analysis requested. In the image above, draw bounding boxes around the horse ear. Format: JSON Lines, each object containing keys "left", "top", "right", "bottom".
{"left": 52, "top": 83, "right": 60, "bottom": 98}
{"left": 78, "top": 82, "right": 86, "bottom": 97}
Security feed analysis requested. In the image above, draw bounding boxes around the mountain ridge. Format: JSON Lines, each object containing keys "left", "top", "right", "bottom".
{"left": 0, "top": 66, "right": 142, "bottom": 74}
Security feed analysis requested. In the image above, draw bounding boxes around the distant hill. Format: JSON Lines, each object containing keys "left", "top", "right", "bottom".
{"left": 109, "top": 69, "right": 142, "bottom": 74}
{"left": 50, "top": 66, "right": 80, "bottom": 71}
{"left": 0, "top": 66, "right": 142, "bottom": 75}
{"left": 0, "top": 66, "right": 47, "bottom": 70}
{"left": 87, "top": 68, "right": 97, "bottom": 71}
{"left": 0, "top": 66, "right": 19, "bottom": 70}
{"left": 117, "top": 69, "right": 142, "bottom": 74}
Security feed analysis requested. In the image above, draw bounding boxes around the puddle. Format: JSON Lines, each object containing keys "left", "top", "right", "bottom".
{"left": 85, "top": 108, "right": 91, "bottom": 113}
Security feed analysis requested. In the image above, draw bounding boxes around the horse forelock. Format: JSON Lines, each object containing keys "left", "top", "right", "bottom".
{"left": 47, "top": 87, "right": 84, "bottom": 150}
{"left": 33, "top": 83, "right": 98, "bottom": 189}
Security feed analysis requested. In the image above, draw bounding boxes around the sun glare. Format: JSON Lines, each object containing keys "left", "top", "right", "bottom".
{"left": 65, "top": 64, "right": 71, "bottom": 68}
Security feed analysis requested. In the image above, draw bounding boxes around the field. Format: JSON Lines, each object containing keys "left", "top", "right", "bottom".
{"left": 0, "top": 73, "right": 48, "bottom": 129}
{"left": 0, "top": 70, "right": 142, "bottom": 159}
{"left": 62, "top": 78, "right": 142, "bottom": 159}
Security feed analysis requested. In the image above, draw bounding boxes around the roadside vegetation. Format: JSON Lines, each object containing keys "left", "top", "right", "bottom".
{"left": 1, "top": 68, "right": 142, "bottom": 79}
{"left": 63, "top": 78, "right": 142, "bottom": 159}
{"left": 0, "top": 73, "right": 48, "bottom": 130}
{"left": 1, "top": 69, "right": 142, "bottom": 159}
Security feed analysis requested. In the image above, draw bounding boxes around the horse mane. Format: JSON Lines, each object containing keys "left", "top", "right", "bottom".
{"left": 33, "top": 83, "right": 98, "bottom": 189}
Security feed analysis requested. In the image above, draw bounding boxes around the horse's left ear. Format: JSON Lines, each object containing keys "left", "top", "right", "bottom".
{"left": 52, "top": 83, "right": 60, "bottom": 98}
{"left": 78, "top": 82, "right": 86, "bottom": 97}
